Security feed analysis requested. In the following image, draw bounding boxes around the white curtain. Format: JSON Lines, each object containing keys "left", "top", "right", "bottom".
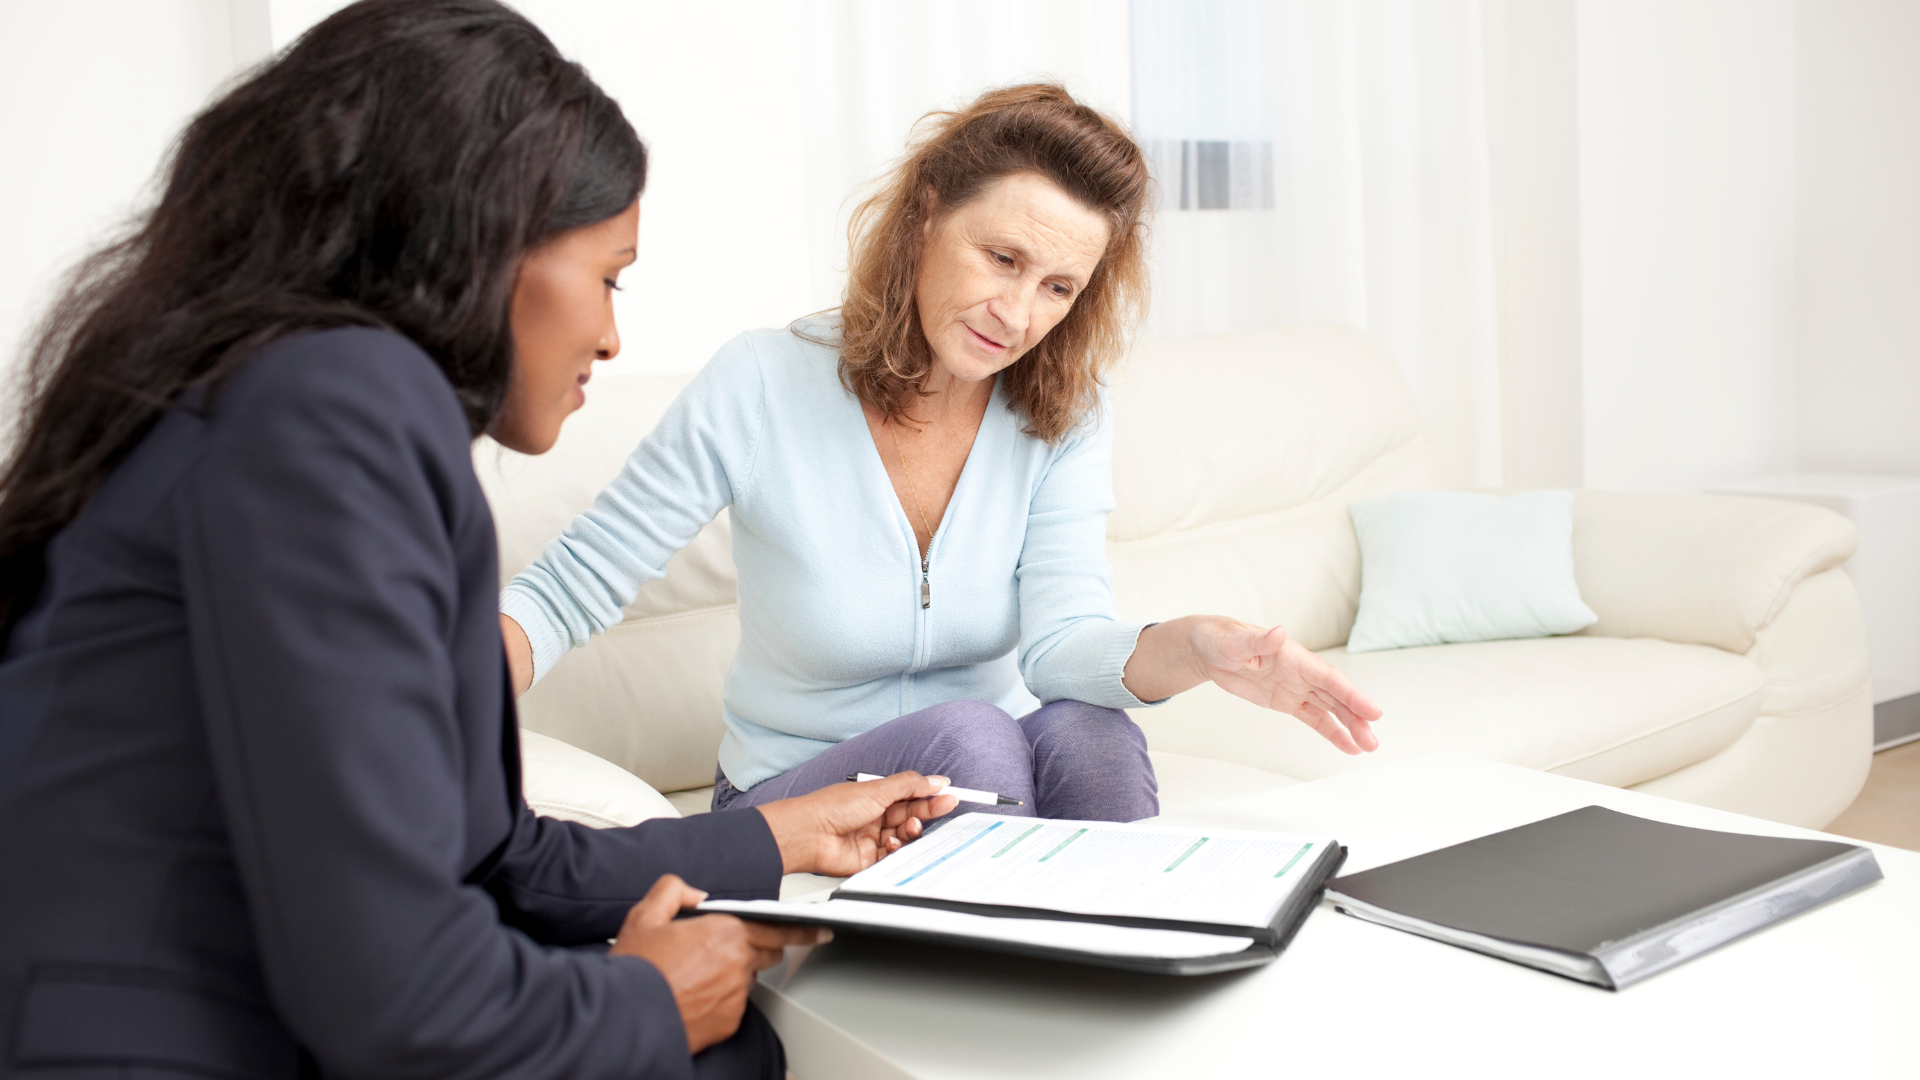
{"left": 1132, "top": 0, "right": 1504, "bottom": 488}
{"left": 797, "top": 1, "right": 1133, "bottom": 315}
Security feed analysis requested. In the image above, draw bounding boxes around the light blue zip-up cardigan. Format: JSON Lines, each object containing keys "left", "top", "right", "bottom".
{"left": 501, "top": 321, "right": 1152, "bottom": 791}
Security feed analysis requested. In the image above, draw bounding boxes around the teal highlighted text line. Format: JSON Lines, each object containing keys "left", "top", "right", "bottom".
{"left": 1273, "top": 843, "right": 1314, "bottom": 878}
{"left": 894, "top": 821, "right": 1002, "bottom": 886}
{"left": 1164, "top": 837, "right": 1209, "bottom": 872}
{"left": 993, "top": 824, "right": 1044, "bottom": 858}
{"left": 1038, "top": 828, "right": 1088, "bottom": 862}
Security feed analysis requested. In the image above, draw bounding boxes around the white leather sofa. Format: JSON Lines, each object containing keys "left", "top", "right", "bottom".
{"left": 479, "top": 325, "right": 1873, "bottom": 832}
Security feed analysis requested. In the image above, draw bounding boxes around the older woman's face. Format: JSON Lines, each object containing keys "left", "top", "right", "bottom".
{"left": 915, "top": 172, "right": 1110, "bottom": 385}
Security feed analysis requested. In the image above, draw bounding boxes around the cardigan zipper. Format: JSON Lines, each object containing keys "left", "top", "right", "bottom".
{"left": 919, "top": 553, "right": 930, "bottom": 609}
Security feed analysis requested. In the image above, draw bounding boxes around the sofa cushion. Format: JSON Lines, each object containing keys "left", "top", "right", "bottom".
{"left": 666, "top": 787, "right": 716, "bottom": 817}
{"left": 1132, "top": 636, "right": 1764, "bottom": 789}
{"left": 1147, "top": 750, "right": 1299, "bottom": 815}
{"left": 520, "top": 728, "right": 681, "bottom": 827}
{"left": 1347, "top": 490, "right": 1597, "bottom": 652}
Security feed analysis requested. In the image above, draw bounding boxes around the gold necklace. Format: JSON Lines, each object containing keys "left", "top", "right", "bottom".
{"left": 888, "top": 421, "right": 936, "bottom": 609}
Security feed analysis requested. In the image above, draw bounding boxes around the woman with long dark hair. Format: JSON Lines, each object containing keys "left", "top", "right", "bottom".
{"left": 0, "top": 3, "right": 951, "bottom": 1077}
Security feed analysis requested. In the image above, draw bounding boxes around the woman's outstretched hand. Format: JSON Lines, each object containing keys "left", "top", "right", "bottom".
{"left": 755, "top": 772, "right": 960, "bottom": 877}
{"left": 1123, "top": 616, "right": 1383, "bottom": 755}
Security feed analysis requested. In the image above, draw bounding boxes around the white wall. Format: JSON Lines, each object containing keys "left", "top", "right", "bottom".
{"left": 268, "top": 0, "right": 818, "bottom": 377}
{"left": 1794, "top": 0, "right": 1920, "bottom": 478}
{"left": 0, "top": 0, "right": 247, "bottom": 437}
{"left": 1483, "top": 0, "right": 1583, "bottom": 490}
{"left": 1576, "top": 0, "right": 1798, "bottom": 493}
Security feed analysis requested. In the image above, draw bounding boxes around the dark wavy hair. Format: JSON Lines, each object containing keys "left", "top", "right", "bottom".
{"left": 0, "top": 0, "right": 645, "bottom": 636}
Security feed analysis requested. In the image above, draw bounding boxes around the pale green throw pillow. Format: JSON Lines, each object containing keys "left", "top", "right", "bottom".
{"left": 1346, "top": 490, "right": 1598, "bottom": 653}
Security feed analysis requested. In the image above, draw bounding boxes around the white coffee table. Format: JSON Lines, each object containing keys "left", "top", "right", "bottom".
{"left": 754, "top": 755, "right": 1919, "bottom": 1079}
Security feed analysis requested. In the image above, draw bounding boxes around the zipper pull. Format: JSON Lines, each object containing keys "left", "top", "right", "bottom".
{"left": 920, "top": 555, "right": 931, "bottom": 609}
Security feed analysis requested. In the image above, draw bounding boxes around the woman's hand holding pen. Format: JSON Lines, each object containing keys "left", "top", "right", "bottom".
{"left": 756, "top": 771, "right": 959, "bottom": 876}
{"left": 1124, "top": 616, "right": 1384, "bottom": 755}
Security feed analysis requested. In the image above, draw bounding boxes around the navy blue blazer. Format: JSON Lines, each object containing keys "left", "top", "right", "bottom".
{"left": 0, "top": 329, "right": 782, "bottom": 1079}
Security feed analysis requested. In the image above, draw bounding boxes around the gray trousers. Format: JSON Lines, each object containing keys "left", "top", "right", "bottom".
{"left": 712, "top": 699, "right": 1160, "bottom": 822}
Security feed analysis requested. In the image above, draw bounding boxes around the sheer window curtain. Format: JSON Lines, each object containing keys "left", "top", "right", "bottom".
{"left": 798, "top": 0, "right": 1132, "bottom": 316}
{"left": 1132, "top": 0, "right": 1505, "bottom": 489}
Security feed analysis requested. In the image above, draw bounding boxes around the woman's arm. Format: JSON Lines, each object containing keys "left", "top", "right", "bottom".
{"left": 489, "top": 772, "right": 957, "bottom": 1053}
{"left": 1014, "top": 412, "right": 1160, "bottom": 707}
{"left": 502, "top": 611, "right": 535, "bottom": 695}
{"left": 499, "top": 334, "right": 765, "bottom": 693}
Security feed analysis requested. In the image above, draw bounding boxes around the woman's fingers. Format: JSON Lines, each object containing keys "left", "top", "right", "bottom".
{"left": 1301, "top": 660, "right": 1382, "bottom": 752}
{"left": 1301, "top": 655, "right": 1383, "bottom": 722}
{"left": 825, "top": 772, "right": 956, "bottom": 835}
{"left": 1295, "top": 684, "right": 1371, "bottom": 748}
{"left": 877, "top": 794, "right": 956, "bottom": 835}
{"left": 626, "top": 874, "right": 706, "bottom": 931}
{"left": 1194, "top": 618, "right": 1383, "bottom": 754}
{"left": 1310, "top": 691, "right": 1377, "bottom": 752}
{"left": 1202, "top": 620, "right": 1288, "bottom": 670}
{"left": 726, "top": 918, "right": 830, "bottom": 974}
{"left": 1292, "top": 699, "right": 1363, "bottom": 755}
{"left": 860, "top": 770, "right": 951, "bottom": 808}
{"left": 1313, "top": 688, "right": 1380, "bottom": 748}
{"left": 742, "top": 921, "right": 832, "bottom": 955}
{"left": 883, "top": 795, "right": 929, "bottom": 825}
{"left": 780, "top": 773, "right": 962, "bottom": 877}
{"left": 1255, "top": 623, "right": 1288, "bottom": 660}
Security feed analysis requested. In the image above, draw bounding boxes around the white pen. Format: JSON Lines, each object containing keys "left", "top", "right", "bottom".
{"left": 845, "top": 772, "right": 1023, "bottom": 806}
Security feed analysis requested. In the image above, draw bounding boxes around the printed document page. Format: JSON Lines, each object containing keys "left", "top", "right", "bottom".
{"left": 837, "top": 813, "right": 1330, "bottom": 929}
{"left": 699, "top": 899, "right": 1255, "bottom": 960}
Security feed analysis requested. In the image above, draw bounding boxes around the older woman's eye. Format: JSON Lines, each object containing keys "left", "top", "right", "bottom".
{"left": 991, "top": 251, "right": 1015, "bottom": 267}
{"left": 1050, "top": 282, "right": 1073, "bottom": 298}
{"left": 604, "top": 278, "right": 624, "bottom": 292}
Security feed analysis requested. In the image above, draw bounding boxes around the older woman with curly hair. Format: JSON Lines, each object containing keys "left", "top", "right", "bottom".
{"left": 501, "top": 84, "right": 1382, "bottom": 822}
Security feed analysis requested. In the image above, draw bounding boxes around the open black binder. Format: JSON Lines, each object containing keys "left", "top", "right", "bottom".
{"left": 702, "top": 814, "right": 1348, "bottom": 975}
{"left": 1326, "top": 805, "right": 1883, "bottom": 989}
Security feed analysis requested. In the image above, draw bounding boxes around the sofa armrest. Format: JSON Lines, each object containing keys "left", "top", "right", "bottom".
{"left": 519, "top": 728, "right": 681, "bottom": 827}
{"left": 1572, "top": 491, "right": 1858, "bottom": 654}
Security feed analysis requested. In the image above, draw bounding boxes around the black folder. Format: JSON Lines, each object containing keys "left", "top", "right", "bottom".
{"left": 1326, "top": 805, "right": 1882, "bottom": 989}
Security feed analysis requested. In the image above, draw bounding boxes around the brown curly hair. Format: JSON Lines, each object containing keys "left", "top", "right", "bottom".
{"left": 829, "top": 83, "right": 1151, "bottom": 444}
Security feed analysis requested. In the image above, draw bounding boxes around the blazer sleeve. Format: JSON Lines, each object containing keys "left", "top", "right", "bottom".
{"left": 500, "top": 334, "right": 767, "bottom": 685}
{"left": 483, "top": 796, "right": 782, "bottom": 946}
{"left": 177, "top": 332, "right": 708, "bottom": 1080}
{"left": 1015, "top": 406, "right": 1159, "bottom": 708}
